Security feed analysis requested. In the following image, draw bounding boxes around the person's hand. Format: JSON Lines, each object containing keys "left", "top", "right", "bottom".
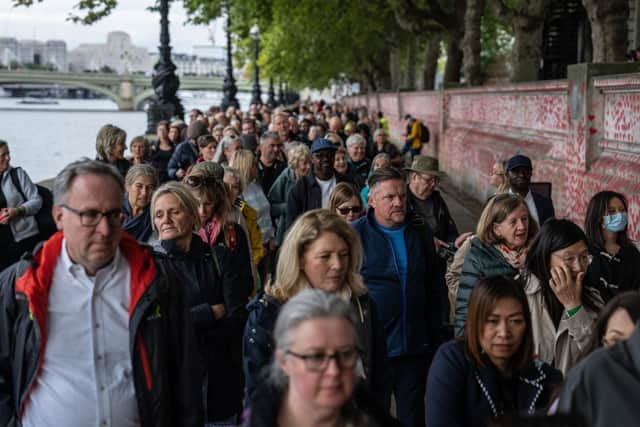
{"left": 176, "top": 168, "right": 185, "bottom": 179}
{"left": 268, "top": 238, "right": 276, "bottom": 252}
{"left": 434, "top": 238, "right": 448, "bottom": 252}
{"left": 454, "top": 232, "right": 473, "bottom": 248}
{"left": 0, "top": 208, "right": 9, "bottom": 225}
{"left": 549, "top": 264, "right": 583, "bottom": 310}
{"left": 211, "top": 304, "right": 226, "bottom": 320}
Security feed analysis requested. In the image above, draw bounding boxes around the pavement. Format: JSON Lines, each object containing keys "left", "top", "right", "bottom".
{"left": 437, "top": 176, "right": 483, "bottom": 234}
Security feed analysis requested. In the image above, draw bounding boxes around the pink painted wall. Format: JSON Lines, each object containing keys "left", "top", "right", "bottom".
{"left": 345, "top": 65, "right": 640, "bottom": 240}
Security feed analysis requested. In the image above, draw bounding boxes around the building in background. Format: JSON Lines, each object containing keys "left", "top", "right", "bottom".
{"left": 69, "top": 31, "right": 151, "bottom": 74}
{"left": 0, "top": 37, "right": 67, "bottom": 71}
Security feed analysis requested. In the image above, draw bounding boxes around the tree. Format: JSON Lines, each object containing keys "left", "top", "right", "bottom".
{"left": 582, "top": 0, "right": 629, "bottom": 63}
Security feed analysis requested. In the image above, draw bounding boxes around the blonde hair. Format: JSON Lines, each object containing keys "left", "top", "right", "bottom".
{"left": 266, "top": 209, "right": 367, "bottom": 303}
{"left": 328, "top": 182, "right": 362, "bottom": 212}
{"left": 230, "top": 149, "right": 255, "bottom": 185}
{"left": 286, "top": 143, "right": 311, "bottom": 170}
{"left": 493, "top": 160, "right": 509, "bottom": 194}
{"left": 476, "top": 193, "right": 538, "bottom": 245}
{"left": 96, "top": 124, "right": 126, "bottom": 161}
{"left": 150, "top": 181, "right": 202, "bottom": 232}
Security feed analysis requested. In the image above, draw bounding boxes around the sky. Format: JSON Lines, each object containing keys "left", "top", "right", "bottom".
{"left": 0, "top": 0, "right": 226, "bottom": 54}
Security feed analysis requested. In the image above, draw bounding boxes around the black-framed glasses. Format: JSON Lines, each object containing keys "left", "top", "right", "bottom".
{"left": 185, "top": 175, "right": 218, "bottom": 188}
{"left": 337, "top": 205, "right": 362, "bottom": 215}
{"left": 285, "top": 347, "right": 359, "bottom": 372}
{"left": 60, "top": 204, "right": 124, "bottom": 227}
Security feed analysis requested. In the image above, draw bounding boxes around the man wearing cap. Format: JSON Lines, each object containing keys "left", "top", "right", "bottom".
{"left": 506, "top": 154, "right": 555, "bottom": 225}
{"left": 283, "top": 138, "right": 352, "bottom": 233}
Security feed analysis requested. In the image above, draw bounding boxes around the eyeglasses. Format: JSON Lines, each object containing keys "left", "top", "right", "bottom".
{"left": 285, "top": 347, "right": 359, "bottom": 372}
{"left": 416, "top": 173, "right": 437, "bottom": 186}
{"left": 337, "top": 205, "right": 362, "bottom": 215}
{"left": 185, "top": 175, "right": 218, "bottom": 188}
{"left": 553, "top": 253, "right": 593, "bottom": 267}
{"left": 60, "top": 204, "right": 124, "bottom": 227}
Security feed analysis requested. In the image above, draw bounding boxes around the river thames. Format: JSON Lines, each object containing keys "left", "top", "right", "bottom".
{"left": 0, "top": 91, "right": 253, "bottom": 182}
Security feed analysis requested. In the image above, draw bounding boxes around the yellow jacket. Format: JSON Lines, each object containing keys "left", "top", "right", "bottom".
{"left": 240, "top": 200, "right": 264, "bottom": 267}
{"left": 406, "top": 120, "right": 423, "bottom": 150}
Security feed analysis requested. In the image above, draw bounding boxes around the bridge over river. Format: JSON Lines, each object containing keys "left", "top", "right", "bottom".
{"left": 0, "top": 70, "right": 252, "bottom": 111}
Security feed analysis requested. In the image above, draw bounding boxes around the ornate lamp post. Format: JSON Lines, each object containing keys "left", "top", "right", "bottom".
{"left": 249, "top": 24, "right": 262, "bottom": 106}
{"left": 267, "top": 77, "right": 276, "bottom": 108}
{"left": 277, "top": 80, "right": 284, "bottom": 105}
{"left": 220, "top": 4, "right": 239, "bottom": 111}
{"left": 146, "top": 0, "right": 184, "bottom": 133}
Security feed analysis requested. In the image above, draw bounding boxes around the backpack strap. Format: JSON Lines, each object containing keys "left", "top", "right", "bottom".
{"left": 9, "top": 168, "right": 27, "bottom": 203}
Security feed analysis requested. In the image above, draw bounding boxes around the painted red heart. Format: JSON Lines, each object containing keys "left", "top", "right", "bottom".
{"left": 588, "top": 114, "right": 595, "bottom": 121}
{"left": 589, "top": 127, "right": 597, "bottom": 134}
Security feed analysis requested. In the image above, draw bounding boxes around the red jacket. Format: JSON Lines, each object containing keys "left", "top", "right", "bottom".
{"left": 0, "top": 232, "right": 203, "bottom": 427}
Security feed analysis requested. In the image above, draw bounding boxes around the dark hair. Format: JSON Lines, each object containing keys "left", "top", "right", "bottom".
{"left": 197, "top": 134, "right": 216, "bottom": 149}
{"left": 463, "top": 275, "right": 534, "bottom": 373}
{"left": 583, "top": 291, "right": 640, "bottom": 355}
{"left": 585, "top": 191, "right": 632, "bottom": 250}
{"left": 355, "top": 122, "right": 370, "bottom": 138}
{"left": 367, "top": 166, "right": 405, "bottom": 194}
{"left": 526, "top": 219, "right": 599, "bottom": 326}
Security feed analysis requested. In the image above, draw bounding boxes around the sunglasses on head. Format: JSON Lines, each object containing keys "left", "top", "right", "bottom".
{"left": 337, "top": 206, "right": 362, "bottom": 215}
{"left": 185, "top": 175, "right": 218, "bottom": 188}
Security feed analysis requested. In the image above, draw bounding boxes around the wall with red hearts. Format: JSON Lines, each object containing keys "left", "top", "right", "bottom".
{"left": 346, "top": 65, "right": 640, "bottom": 241}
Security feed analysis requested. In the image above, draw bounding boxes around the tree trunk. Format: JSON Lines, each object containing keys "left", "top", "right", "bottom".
{"left": 403, "top": 38, "right": 417, "bottom": 90}
{"left": 423, "top": 31, "right": 442, "bottom": 90}
{"left": 583, "top": 0, "right": 629, "bottom": 62}
{"left": 511, "top": 15, "right": 545, "bottom": 81}
{"left": 462, "top": 0, "right": 484, "bottom": 86}
{"left": 444, "top": 29, "right": 463, "bottom": 85}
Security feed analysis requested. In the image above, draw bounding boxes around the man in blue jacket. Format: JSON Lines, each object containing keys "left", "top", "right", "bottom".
{"left": 353, "top": 166, "right": 443, "bottom": 427}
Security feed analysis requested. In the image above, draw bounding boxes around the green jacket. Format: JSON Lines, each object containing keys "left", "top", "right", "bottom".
{"left": 267, "top": 168, "right": 296, "bottom": 246}
{"left": 454, "top": 238, "right": 517, "bottom": 335}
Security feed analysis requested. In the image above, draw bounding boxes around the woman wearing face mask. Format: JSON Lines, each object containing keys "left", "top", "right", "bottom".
{"left": 524, "top": 218, "right": 603, "bottom": 375}
{"left": 584, "top": 191, "right": 640, "bottom": 303}
{"left": 427, "top": 276, "right": 562, "bottom": 427}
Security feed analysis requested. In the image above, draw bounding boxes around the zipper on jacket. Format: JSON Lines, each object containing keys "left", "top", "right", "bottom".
{"left": 136, "top": 334, "right": 153, "bottom": 391}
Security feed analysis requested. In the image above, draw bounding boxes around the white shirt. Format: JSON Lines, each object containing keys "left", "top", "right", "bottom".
{"left": 510, "top": 189, "right": 540, "bottom": 225}
{"left": 22, "top": 241, "right": 140, "bottom": 427}
{"left": 316, "top": 175, "right": 337, "bottom": 208}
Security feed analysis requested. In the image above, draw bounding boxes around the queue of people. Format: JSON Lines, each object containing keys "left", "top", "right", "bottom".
{"left": 0, "top": 101, "right": 639, "bottom": 427}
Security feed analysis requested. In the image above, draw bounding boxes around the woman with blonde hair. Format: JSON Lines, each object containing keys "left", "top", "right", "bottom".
{"left": 243, "top": 209, "right": 390, "bottom": 407}
{"left": 455, "top": 193, "right": 539, "bottom": 335}
{"left": 489, "top": 160, "right": 509, "bottom": 195}
{"left": 95, "top": 123, "right": 130, "bottom": 176}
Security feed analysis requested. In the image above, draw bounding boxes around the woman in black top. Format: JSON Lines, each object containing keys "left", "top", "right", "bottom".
{"left": 150, "top": 120, "right": 175, "bottom": 183}
{"left": 585, "top": 191, "right": 640, "bottom": 303}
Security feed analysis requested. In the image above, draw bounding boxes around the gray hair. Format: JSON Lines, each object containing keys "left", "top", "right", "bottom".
{"left": 345, "top": 134, "right": 366, "bottom": 148}
{"left": 124, "top": 163, "right": 158, "bottom": 188}
{"left": 221, "top": 134, "right": 240, "bottom": 150}
{"left": 373, "top": 128, "right": 386, "bottom": 139}
{"left": 269, "top": 289, "right": 359, "bottom": 389}
{"left": 286, "top": 143, "right": 311, "bottom": 169}
{"left": 260, "top": 131, "right": 280, "bottom": 145}
{"left": 95, "top": 124, "right": 126, "bottom": 161}
{"left": 368, "top": 166, "right": 405, "bottom": 198}
{"left": 53, "top": 158, "right": 124, "bottom": 205}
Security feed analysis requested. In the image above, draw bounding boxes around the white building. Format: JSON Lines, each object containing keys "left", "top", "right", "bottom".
{"left": 147, "top": 51, "right": 226, "bottom": 77}
{"left": 0, "top": 37, "right": 67, "bottom": 71}
{"left": 69, "top": 31, "right": 152, "bottom": 74}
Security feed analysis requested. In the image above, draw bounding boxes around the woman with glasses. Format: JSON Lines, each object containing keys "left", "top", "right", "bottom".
{"left": 426, "top": 276, "right": 562, "bottom": 427}
{"left": 524, "top": 218, "right": 603, "bottom": 374}
{"left": 150, "top": 181, "right": 247, "bottom": 425}
{"left": 243, "top": 209, "right": 390, "bottom": 408}
{"left": 243, "top": 289, "right": 399, "bottom": 427}
{"left": 584, "top": 191, "right": 640, "bottom": 303}
{"left": 122, "top": 164, "right": 158, "bottom": 242}
{"left": 328, "top": 182, "right": 363, "bottom": 222}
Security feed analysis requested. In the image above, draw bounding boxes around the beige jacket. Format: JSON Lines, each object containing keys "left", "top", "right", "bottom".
{"left": 445, "top": 236, "right": 474, "bottom": 324}
{"left": 524, "top": 274, "right": 602, "bottom": 376}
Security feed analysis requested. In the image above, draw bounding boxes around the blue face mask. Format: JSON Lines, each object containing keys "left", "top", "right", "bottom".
{"left": 603, "top": 212, "right": 628, "bottom": 233}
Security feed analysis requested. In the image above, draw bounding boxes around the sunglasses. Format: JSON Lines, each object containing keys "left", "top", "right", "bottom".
{"left": 337, "top": 206, "right": 362, "bottom": 215}
{"left": 185, "top": 175, "right": 218, "bottom": 188}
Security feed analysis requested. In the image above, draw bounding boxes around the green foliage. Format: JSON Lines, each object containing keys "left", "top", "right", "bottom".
{"left": 480, "top": 8, "right": 514, "bottom": 68}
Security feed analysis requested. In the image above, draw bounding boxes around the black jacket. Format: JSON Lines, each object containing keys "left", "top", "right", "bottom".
{"left": 427, "top": 340, "right": 562, "bottom": 427}
{"left": 243, "top": 381, "right": 400, "bottom": 427}
{"left": 257, "top": 159, "right": 286, "bottom": 196}
{"left": 586, "top": 245, "right": 640, "bottom": 303}
{"left": 242, "top": 292, "right": 391, "bottom": 406}
{"left": 283, "top": 171, "right": 353, "bottom": 233}
{"left": 0, "top": 232, "right": 203, "bottom": 427}
{"left": 407, "top": 189, "right": 459, "bottom": 244}
{"left": 153, "top": 234, "right": 249, "bottom": 421}
{"left": 531, "top": 192, "right": 555, "bottom": 226}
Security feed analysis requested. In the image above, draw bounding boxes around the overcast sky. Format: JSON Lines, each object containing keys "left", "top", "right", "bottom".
{"left": 0, "top": 0, "right": 225, "bottom": 54}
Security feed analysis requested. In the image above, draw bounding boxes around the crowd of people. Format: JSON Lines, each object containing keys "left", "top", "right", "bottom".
{"left": 0, "top": 100, "right": 639, "bottom": 427}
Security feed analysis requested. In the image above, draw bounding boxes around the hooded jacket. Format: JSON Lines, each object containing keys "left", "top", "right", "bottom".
{"left": 0, "top": 232, "right": 203, "bottom": 427}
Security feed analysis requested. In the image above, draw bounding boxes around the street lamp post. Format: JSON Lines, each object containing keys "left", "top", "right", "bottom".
{"left": 220, "top": 4, "right": 239, "bottom": 111}
{"left": 249, "top": 24, "right": 262, "bottom": 106}
{"left": 277, "top": 80, "right": 284, "bottom": 106}
{"left": 267, "top": 77, "right": 276, "bottom": 108}
{"left": 146, "top": 0, "right": 184, "bottom": 134}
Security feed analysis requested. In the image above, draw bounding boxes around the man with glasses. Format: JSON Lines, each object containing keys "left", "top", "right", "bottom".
{"left": 0, "top": 159, "right": 202, "bottom": 427}
{"left": 353, "top": 166, "right": 444, "bottom": 427}
{"left": 283, "top": 138, "right": 353, "bottom": 233}
{"left": 507, "top": 154, "right": 555, "bottom": 225}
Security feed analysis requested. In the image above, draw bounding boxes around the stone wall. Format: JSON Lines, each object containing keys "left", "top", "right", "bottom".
{"left": 345, "top": 63, "right": 640, "bottom": 240}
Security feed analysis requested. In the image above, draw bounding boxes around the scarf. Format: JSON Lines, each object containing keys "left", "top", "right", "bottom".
{"left": 122, "top": 197, "right": 153, "bottom": 242}
{"left": 198, "top": 217, "right": 222, "bottom": 246}
{"left": 496, "top": 243, "right": 529, "bottom": 270}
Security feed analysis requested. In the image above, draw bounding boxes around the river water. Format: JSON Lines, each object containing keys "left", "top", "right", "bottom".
{"left": 0, "top": 91, "right": 253, "bottom": 182}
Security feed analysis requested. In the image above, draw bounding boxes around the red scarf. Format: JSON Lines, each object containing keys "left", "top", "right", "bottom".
{"left": 496, "top": 243, "right": 529, "bottom": 270}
